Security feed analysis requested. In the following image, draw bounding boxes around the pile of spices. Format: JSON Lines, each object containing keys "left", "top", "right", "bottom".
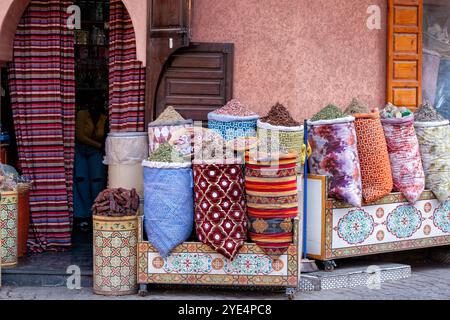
{"left": 260, "top": 103, "right": 300, "bottom": 127}
{"left": 148, "top": 143, "right": 185, "bottom": 163}
{"left": 414, "top": 100, "right": 445, "bottom": 122}
{"left": 213, "top": 99, "right": 257, "bottom": 117}
{"left": 380, "top": 103, "right": 413, "bottom": 119}
{"left": 344, "top": 98, "right": 371, "bottom": 115}
{"left": 151, "top": 106, "right": 185, "bottom": 125}
{"left": 92, "top": 188, "right": 139, "bottom": 217}
{"left": 311, "top": 104, "right": 345, "bottom": 121}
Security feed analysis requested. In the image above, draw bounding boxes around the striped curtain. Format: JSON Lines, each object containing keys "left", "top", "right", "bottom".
{"left": 8, "top": 0, "right": 75, "bottom": 252}
{"left": 109, "top": 0, "right": 146, "bottom": 132}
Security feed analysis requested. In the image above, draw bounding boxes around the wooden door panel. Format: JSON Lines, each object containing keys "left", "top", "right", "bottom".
{"left": 155, "top": 43, "right": 234, "bottom": 122}
{"left": 393, "top": 61, "right": 418, "bottom": 80}
{"left": 387, "top": 0, "right": 423, "bottom": 110}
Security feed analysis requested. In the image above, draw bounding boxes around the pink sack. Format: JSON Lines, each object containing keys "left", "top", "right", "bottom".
{"left": 381, "top": 115, "right": 425, "bottom": 203}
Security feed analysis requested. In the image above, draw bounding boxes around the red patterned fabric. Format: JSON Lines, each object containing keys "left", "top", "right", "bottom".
{"left": 109, "top": 0, "right": 146, "bottom": 132}
{"left": 8, "top": 0, "right": 75, "bottom": 251}
{"left": 245, "top": 153, "right": 298, "bottom": 255}
{"left": 193, "top": 163, "right": 248, "bottom": 260}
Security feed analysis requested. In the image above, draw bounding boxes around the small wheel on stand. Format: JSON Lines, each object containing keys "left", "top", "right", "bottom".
{"left": 138, "top": 284, "right": 148, "bottom": 297}
{"left": 285, "top": 288, "right": 296, "bottom": 300}
{"left": 322, "top": 260, "right": 337, "bottom": 272}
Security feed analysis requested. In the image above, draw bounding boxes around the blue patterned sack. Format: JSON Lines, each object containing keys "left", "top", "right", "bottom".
{"left": 208, "top": 113, "right": 258, "bottom": 141}
{"left": 143, "top": 161, "right": 194, "bottom": 257}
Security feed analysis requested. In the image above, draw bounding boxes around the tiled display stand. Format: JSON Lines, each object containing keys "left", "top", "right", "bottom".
{"left": 306, "top": 175, "right": 450, "bottom": 270}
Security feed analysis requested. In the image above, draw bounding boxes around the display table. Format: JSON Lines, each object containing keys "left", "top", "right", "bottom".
{"left": 306, "top": 175, "right": 450, "bottom": 270}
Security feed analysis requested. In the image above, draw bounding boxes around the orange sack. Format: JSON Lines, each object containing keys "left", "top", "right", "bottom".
{"left": 353, "top": 112, "right": 393, "bottom": 203}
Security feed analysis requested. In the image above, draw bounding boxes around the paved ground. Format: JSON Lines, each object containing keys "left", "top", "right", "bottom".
{"left": 1, "top": 261, "right": 449, "bottom": 300}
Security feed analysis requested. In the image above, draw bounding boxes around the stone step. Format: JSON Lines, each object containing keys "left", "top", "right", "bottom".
{"left": 299, "top": 263, "right": 411, "bottom": 292}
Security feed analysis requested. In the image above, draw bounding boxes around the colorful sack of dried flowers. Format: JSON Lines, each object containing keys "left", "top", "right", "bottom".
{"left": 208, "top": 99, "right": 259, "bottom": 141}
{"left": 381, "top": 104, "right": 425, "bottom": 203}
{"left": 193, "top": 158, "right": 248, "bottom": 260}
{"left": 414, "top": 101, "right": 450, "bottom": 202}
{"left": 148, "top": 106, "right": 193, "bottom": 156}
{"left": 308, "top": 114, "right": 363, "bottom": 207}
{"left": 245, "top": 151, "right": 298, "bottom": 255}
{"left": 257, "top": 103, "right": 306, "bottom": 166}
{"left": 345, "top": 99, "right": 393, "bottom": 203}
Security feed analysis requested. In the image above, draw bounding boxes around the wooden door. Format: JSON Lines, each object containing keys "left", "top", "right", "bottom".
{"left": 387, "top": 0, "right": 423, "bottom": 110}
{"left": 155, "top": 43, "right": 234, "bottom": 122}
{"left": 146, "top": 0, "right": 192, "bottom": 125}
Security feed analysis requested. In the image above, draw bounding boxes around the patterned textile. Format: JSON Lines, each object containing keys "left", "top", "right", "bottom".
{"left": 414, "top": 121, "right": 450, "bottom": 202}
{"left": 308, "top": 117, "right": 363, "bottom": 207}
{"left": 109, "top": 0, "right": 146, "bottom": 132}
{"left": 353, "top": 112, "right": 393, "bottom": 203}
{"left": 0, "top": 192, "right": 18, "bottom": 267}
{"left": 143, "top": 161, "right": 194, "bottom": 258}
{"left": 257, "top": 120, "right": 305, "bottom": 165}
{"left": 208, "top": 120, "right": 258, "bottom": 141}
{"left": 193, "top": 161, "right": 248, "bottom": 260}
{"left": 381, "top": 115, "right": 425, "bottom": 203}
{"left": 148, "top": 121, "right": 193, "bottom": 156}
{"left": 8, "top": 0, "right": 75, "bottom": 251}
{"left": 245, "top": 153, "right": 298, "bottom": 255}
{"left": 208, "top": 113, "right": 259, "bottom": 141}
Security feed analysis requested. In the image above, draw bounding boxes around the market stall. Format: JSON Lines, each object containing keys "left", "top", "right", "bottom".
{"left": 305, "top": 102, "right": 450, "bottom": 270}
{"left": 135, "top": 104, "right": 304, "bottom": 299}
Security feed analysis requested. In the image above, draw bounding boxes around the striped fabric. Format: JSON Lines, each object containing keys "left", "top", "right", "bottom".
{"left": 245, "top": 153, "right": 299, "bottom": 255}
{"left": 8, "top": 0, "right": 75, "bottom": 251}
{"left": 109, "top": 0, "right": 146, "bottom": 132}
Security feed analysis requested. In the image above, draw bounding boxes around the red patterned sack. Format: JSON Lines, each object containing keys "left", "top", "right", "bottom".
{"left": 193, "top": 160, "right": 248, "bottom": 260}
{"left": 245, "top": 152, "right": 298, "bottom": 255}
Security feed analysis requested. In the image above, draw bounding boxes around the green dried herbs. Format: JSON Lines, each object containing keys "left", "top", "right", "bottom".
{"left": 148, "top": 143, "right": 185, "bottom": 163}
{"left": 311, "top": 104, "right": 345, "bottom": 121}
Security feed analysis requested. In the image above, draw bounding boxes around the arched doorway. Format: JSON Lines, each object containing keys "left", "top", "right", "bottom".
{"left": 0, "top": 0, "right": 146, "bottom": 65}
{"left": 0, "top": 0, "right": 144, "bottom": 257}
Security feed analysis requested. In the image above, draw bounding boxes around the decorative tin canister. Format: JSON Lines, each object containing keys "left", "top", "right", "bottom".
{"left": 93, "top": 215, "right": 138, "bottom": 296}
{"left": 0, "top": 191, "right": 19, "bottom": 268}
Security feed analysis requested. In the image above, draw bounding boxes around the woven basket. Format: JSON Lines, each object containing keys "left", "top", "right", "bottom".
{"left": 0, "top": 191, "right": 19, "bottom": 268}
{"left": 93, "top": 215, "right": 138, "bottom": 296}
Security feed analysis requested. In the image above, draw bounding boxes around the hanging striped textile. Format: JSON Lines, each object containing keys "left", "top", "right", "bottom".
{"left": 109, "top": 0, "right": 146, "bottom": 132}
{"left": 8, "top": 0, "right": 75, "bottom": 252}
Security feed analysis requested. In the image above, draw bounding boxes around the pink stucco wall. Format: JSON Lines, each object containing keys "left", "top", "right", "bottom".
{"left": 0, "top": 0, "right": 147, "bottom": 65}
{"left": 192, "top": 0, "right": 387, "bottom": 120}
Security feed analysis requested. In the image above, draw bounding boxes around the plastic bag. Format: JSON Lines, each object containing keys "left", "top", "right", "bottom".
{"left": 353, "top": 112, "right": 393, "bottom": 203}
{"left": 381, "top": 115, "right": 425, "bottom": 203}
{"left": 436, "top": 59, "right": 450, "bottom": 119}
{"left": 103, "top": 132, "right": 148, "bottom": 165}
{"left": 414, "top": 121, "right": 450, "bottom": 202}
{"left": 193, "top": 160, "right": 247, "bottom": 260}
{"left": 143, "top": 161, "right": 194, "bottom": 258}
{"left": 308, "top": 116, "right": 362, "bottom": 207}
